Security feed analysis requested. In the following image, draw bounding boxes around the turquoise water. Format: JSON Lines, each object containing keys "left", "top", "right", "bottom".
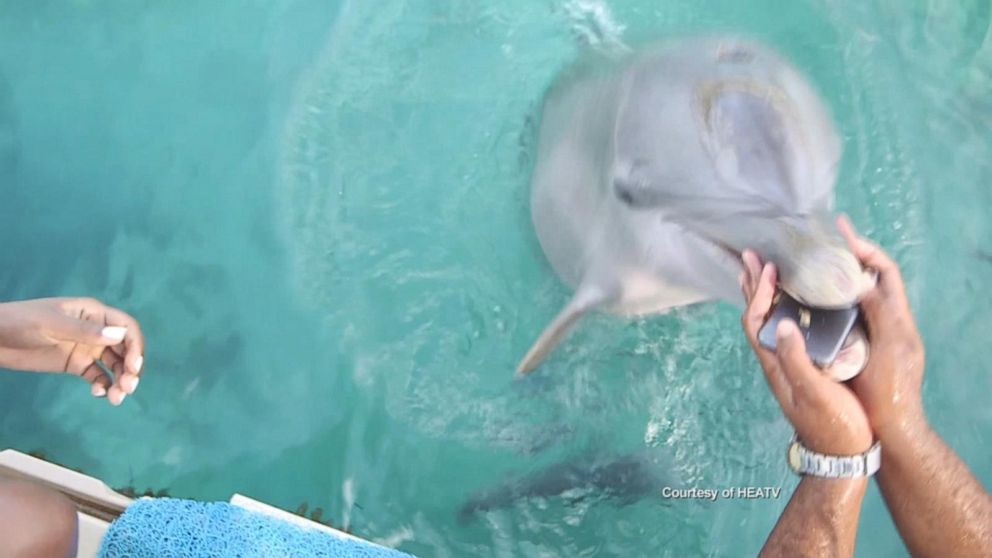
{"left": 1, "top": 0, "right": 990, "bottom": 556}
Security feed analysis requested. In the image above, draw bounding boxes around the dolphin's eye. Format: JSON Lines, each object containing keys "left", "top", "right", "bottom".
{"left": 614, "top": 178, "right": 636, "bottom": 205}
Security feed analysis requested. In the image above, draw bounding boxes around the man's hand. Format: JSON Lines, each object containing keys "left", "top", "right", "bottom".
{"left": 836, "top": 216, "right": 926, "bottom": 439}
{"left": 0, "top": 297, "right": 144, "bottom": 406}
{"left": 740, "top": 251, "right": 872, "bottom": 455}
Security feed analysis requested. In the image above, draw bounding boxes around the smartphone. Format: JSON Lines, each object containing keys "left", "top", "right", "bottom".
{"left": 757, "top": 290, "right": 860, "bottom": 367}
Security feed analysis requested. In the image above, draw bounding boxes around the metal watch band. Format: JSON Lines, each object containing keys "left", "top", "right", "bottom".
{"left": 787, "top": 435, "right": 881, "bottom": 478}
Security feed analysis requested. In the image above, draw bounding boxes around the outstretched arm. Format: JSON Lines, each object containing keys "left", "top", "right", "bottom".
{"left": 839, "top": 217, "right": 992, "bottom": 557}
{"left": 876, "top": 417, "right": 992, "bottom": 557}
{"left": 739, "top": 252, "right": 872, "bottom": 557}
{"left": 762, "top": 477, "right": 866, "bottom": 558}
{"left": 0, "top": 297, "right": 144, "bottom": 405}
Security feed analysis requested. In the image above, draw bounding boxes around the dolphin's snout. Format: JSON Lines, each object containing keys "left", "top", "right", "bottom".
{"left": 779, "top": 233, "right": 877, "bottom": 309}
{"left": 833, "top": 269, "right": 854, "bottom": 299}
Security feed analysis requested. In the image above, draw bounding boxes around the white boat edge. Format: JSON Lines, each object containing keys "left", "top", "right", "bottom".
{"left": 0, "top": 448, "right": 363, "bottom": 558}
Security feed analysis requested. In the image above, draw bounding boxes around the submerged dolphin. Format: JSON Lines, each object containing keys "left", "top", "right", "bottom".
{"left": 518, "top": 37, "right": 875, "bottom": 373}
{"left": 458, "top": 450, "right": 673, "bottom": 520}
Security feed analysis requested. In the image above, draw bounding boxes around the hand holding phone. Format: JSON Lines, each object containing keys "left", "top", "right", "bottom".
{"left": 757, "top": 289, "right": 861, "bottom": 369}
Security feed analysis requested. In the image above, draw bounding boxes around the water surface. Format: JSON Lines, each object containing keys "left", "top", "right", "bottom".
{"left": 0, "top": 1, "right": 989, "bottom": 556}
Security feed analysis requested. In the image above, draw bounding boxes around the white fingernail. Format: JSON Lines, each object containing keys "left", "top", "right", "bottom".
{"left": 133, "top": 356, "right": 144, "bottom": 373}
{"left": 102, "top": 326, "right": 127, "bottom": 342}
{"left": 126, "top": 376, "right": 140, "bottom": 393}
{"left": 92, "top": 384, "right": 106, "bottom": 397}
{"left": 114, "top": 393, "right": 127, "bottom": 406}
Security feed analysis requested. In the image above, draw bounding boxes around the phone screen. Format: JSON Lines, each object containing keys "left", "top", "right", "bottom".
{"left": 757, "top": 290, "right": 860, "bottom": 367}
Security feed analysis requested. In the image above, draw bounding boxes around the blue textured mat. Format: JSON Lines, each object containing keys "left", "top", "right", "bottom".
{"left": 98, "top": 498, "right": 414, "bottom": 558}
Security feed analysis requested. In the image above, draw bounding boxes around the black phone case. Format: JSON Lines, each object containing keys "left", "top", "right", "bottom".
{"left": 757, "top": 290, "right": 860, "bottom": 367}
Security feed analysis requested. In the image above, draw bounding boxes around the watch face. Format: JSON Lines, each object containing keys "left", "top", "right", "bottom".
{"left": 788, "top": 442, "right": 802, "bottom": 472}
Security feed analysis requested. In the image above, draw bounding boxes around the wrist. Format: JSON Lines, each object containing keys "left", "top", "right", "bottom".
{"left": 874, "top": 404, "right": 928, "bottom": 445}
{"left": 799, "top": 429, "right": 873, "bottom": 456}
{"left": 804, "top": 475, "right": 868, "bottom": 496}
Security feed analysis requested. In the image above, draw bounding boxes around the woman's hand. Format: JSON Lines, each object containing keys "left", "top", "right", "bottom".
{"left": 0, "top": 297, "right": 144, "bottom": 406}
{"left": 740, "top": 252, "right": 872, "bottom": 455}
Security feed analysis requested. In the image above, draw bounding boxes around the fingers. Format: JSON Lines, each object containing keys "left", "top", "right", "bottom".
{"left": 836, "top": 215, "right": 904, "bottom": 294}
{"left": 775, "top": 319, "right": 847, "bottom": 431}
{"left": 741, "top": 261, "right": 777, "bottom": 341}
{"left": 825, "top": 323, "right": 869, "bottom": 382}
{"left": 102, "top": 307, "right": 144, "bottom": 377}
{"left": 56, "top": 298, "right": 144, "bottom": 406}
{"left": 835, "top": 215, "right": 912, "bottom": 325}
{"left": 741, "top": 250, "right": 763, "bottom": 299}
{"left": 739, "top": 253, "right": 848, "bottom": 419}
{"left": 78, "top": 362, "right": 112, "bottom": 398}
{"left": 57, "top": 298, "right": 144, "bottom": 375}
{"left": 100, "top": 348, "right": 137, "bottom": 403}
{"left": 75, "top": 350, "right": 132, "bottom": 406}
{"left": 105, "top": 382, "right": 128, "bottom": 406}
{"left": 739, "top": 260, "right": 791, "bottom": 401}
{"left": 46, "top": 313, "right": 128, "bottom": 347}
{"left": 774, "top": 320, "right": 832, "bottom": 407}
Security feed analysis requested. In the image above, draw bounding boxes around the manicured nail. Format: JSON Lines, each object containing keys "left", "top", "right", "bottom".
{"left": 124, "top": 375, "right": 139, "bottom": 394}
{"left": 92, "top": 384, "right": 106, "bottom": 397}
{"left": 112, "top": 393, "right": 126, "bottom": 406}
{"left": 133, "top": 356, "right": 144, "bottom": 374}
{"left": 102, "top": 326, "right": 127, "bottom": 342}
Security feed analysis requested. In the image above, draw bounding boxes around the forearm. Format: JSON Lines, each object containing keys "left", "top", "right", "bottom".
{"left": 877, "top": 414, "right": 992, "bottom": 557}
{"left": 0, "top": 348, "right": 42, "bottom": 372}
{"left": 761, "top": 477, "right": 867, "bottom": 557}
{"left": 0, "top": 303, "right": 32, "bottom": 370}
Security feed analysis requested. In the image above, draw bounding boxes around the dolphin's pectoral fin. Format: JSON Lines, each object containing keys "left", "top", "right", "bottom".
{"left": 516, "top": 284, "right": 613, "bottom": 375}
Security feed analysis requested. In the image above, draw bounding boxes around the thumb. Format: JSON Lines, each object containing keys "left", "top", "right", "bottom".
{"left": 47, "top": 315, "right": 128, "bottom": 346}
{"left": 774, "top": 320, "right": 823, "bottom": 394}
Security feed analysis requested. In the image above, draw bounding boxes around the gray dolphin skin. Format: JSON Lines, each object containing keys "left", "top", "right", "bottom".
{"left": 458, "top": 450, "right": 674, "bottom": 521}
{"left": 518, "top": 36, "right": 875, "bottom": 374}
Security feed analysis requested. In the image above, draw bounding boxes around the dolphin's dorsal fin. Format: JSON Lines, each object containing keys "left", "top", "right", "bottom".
{"left": 516, "top": 284, "right": 612, "bottom": 375}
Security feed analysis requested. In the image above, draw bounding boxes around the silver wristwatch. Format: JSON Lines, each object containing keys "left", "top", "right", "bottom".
{"left": 787, "top": 434, "right": 881, "bottom": 478}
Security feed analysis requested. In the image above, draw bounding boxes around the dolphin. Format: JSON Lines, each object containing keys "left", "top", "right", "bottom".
{"left": 458, "top": 450, "right": 674, "bottom": 521}
{"left": 517, "top": 37, "right": 875, "bottom": 374}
